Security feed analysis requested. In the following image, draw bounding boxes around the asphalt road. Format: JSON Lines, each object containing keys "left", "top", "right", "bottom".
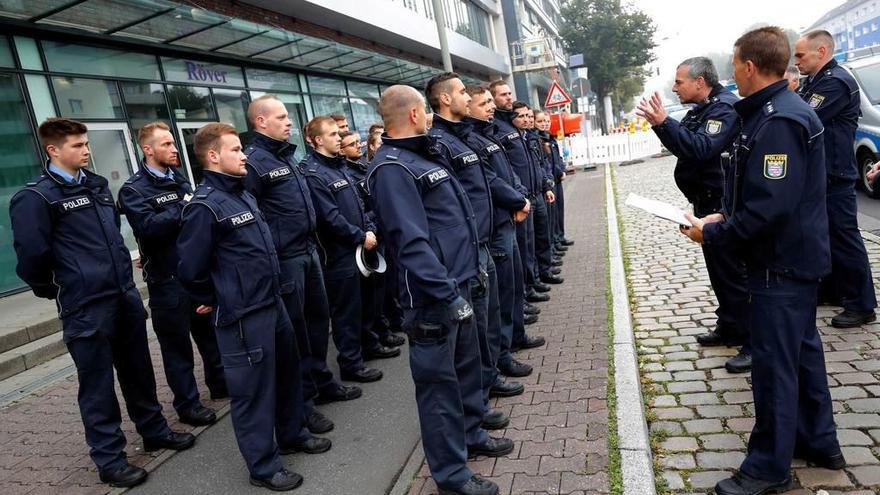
{"left": 130, "top": 344, "right": 421, "bottom": 495}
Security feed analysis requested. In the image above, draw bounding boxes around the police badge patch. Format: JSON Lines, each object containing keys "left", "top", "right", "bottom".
{"left": 705, "top": 120, "right": 722, "bottom": 135}
{"left": 763, "top": 154, "right": 787, "bottom": 179}
{"left": 808, "top": 94, "right": 825, "bottom": 109}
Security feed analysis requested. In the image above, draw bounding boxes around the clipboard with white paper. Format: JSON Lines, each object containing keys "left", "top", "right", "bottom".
{"left": 624, "top": 193, "right": 692, "bottom": 227}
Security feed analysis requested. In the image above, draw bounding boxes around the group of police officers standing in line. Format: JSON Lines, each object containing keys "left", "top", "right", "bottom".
{"left": 636, "top": 27, "right": 874, "bottom": 495}
{"left": 8, "top": 55, "right": 573, "bottom": 492}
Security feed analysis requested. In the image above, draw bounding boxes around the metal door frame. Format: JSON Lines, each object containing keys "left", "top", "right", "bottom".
{"left": 175, "top": 121, "right": 216, "bottom": 184}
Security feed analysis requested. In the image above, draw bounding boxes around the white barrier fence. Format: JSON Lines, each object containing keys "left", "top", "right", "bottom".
{"left": 567, "top": 131, "right": 663, "bottom": 167}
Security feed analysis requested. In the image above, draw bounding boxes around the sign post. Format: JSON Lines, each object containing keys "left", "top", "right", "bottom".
{"left": 545, "top": 81, "right": 573, "bottom": 167}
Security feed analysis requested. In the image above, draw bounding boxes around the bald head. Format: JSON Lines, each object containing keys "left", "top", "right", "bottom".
{"left": 795, "top": 29, "right": 835, "bottom": 77}
{"left": 379, "top": 85, "right": 427, "bottom": 137}
{"left": 248, "top": 95, "right": 292, "bottom": 142}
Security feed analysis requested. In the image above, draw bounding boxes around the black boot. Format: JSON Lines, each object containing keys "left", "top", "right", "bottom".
{"left": 714, "top": 472, "right": 791, "bottom": 495}
{"left": 468, "top": 436, "right": 515, "bottom": 458}
{"left": 438, "top": 475, "right": 499, "bottom": 495}
{"left": 724, "top": 349, "right": 752, "bottom": 374}
{"left": 99, "top": 464, "right": 148, "bottom": 488}
{"left": 249, "top": 468, "right": 304, "bottom": 491}
{"left": 831, "top": 309, "right": 876, "bottom": 328}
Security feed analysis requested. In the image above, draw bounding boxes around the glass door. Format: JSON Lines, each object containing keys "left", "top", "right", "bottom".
{"left": 85, "top": 122, "right": 139, "bottom": 255}
{"left": 176, "top": 121, "right": 216, "bottom": 186}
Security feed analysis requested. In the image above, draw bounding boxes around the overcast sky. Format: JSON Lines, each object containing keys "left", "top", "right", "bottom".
{"left": 629, "top": 0, "right": 843, "bottom": 101}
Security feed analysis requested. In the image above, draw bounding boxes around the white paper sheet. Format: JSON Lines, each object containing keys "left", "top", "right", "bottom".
{"left": 624, "top": 193, "right": 692, "bottom": 227}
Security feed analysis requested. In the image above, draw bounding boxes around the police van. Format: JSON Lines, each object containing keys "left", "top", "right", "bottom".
{"left": 843, "top": 50, "right": 880, "bottom": 197}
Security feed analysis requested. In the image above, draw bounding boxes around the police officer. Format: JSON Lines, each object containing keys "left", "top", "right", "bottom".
{"left": 339, "top": 130, "right": 406, "bottom": 349}
{"left": 681, "top": 27, "right": 842, "bottom": 495}
{"left": 243, "top": 96, "right": 360, "bottom": 432}
{"left": 534, "top": 111, "right": 574, "bottom": 252}
{"left": 425, "top": 73, "right": 517, "bottom": 431}
{"left": 301, "top": 116, "right": 399, "bottom": 382}
{"left": 462, "top": 84, "right": 529, "bottom": 400}
{"left": 118, "top": 122, "right": 225, "bottom": 427}
{"left": 10, "top": 118, "right": 195, "bottom": 488}
{"left": 178, "top": 123, "right": 331, "bottom": 491}
{"left": 368, "top": 85, "right": 513, "bottom": 495}
{"left": 637, "top": 57, "right": 751, "bottom": 374}
{"left": 796, "top": 30, "right": 877, "bottom": 327}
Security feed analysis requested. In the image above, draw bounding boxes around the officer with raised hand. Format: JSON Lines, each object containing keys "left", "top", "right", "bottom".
{"left": 10, "top": 118, "right": 195, "bottom": 489}
{"left": 118, "top": 122, "right": 225, "bottom": 428}
{"left": 797, "top": 30, "right": 877, "bottom": 328}
{"left": 425, "top": 72, "right": 517, "bottom": 432}
{"left": 339, "top": 130, "right": 406, "bottom": 349}
{"left": 462, "top": 84, "right": 529, "bottom": 400}
{"left": 244, "top": 96, "right": 360, "bottom": 434}
{"left": 302, "top": 116, "right": 399, "bottom": 383}
{"left": 637, "top": 57, "right": 751, "bottom": 374}
{"left": 680, "top": 27, "right": 842, "bottom": 495}
{"left": 368, "top": 85, "right": 512, "bottom": 495}
{"left": 178, "top": 123, "right": 329, "bottom": 491}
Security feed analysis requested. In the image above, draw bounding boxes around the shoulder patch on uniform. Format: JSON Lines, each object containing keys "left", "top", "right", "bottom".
{"left": 808, "top": 93, "right": 825, "bottom": 109}
{"left": 267, "top": 166, "right": 292, "bottom": 181}
{"left": 244, "top": 145, "right": 257, "bottom": 157}
{"left": 150, "top": 191, "right": 180, "bottom": 206}
{"left": 763, "top": 154, "right": 787, "bottom": 179}
{"left": 229, "top": 211, "right": 255, "bottom": 227}
{"left": 60, "top": 195, "right": 93, "bottom": 211}
{"left": 424, "top": 167, "right": 450, "bottom": 187}
{"left": 705, "top": 120, "right": 723, "bottom": 135}
{"left": 330, "top": 179, "right": 349, "bottom": 191}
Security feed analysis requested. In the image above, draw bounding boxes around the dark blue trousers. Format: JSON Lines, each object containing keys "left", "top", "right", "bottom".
{"left": 471, "top": 246, "right": 501, "bottom": 414}
{"left": 701, "top": 243, "right": 751, "bottom": 349}
{"left": 215, "top": 298, "right": 310, "bottom": 479}
{"left": 493, "top": 224, "right": 524, "bottom": 366}
{"left": 532, "top": 193, "right": 553, "bottom": 279}
{"left": 821, "top": 179, "right": 877, "bottom": 312}
{"left": 404, "top": 282, "right": 488, "bottom": 491}
{"left": 516, "top": 207, "right": 536, "bottom": 289}
{"left": 324, "top": 256, "right": 380, "bottom": 373}
{"left": 280, "top": 249, "right": 340, "bottom": 403}
{"left": 554, "top": 180, "right": 566, "bottom": 242}
{"left": 739, "top": 270, "right": 838, "bottom": 482}
{"left": 65, "top": 289, "right": 171, "bottom": 472}
{"left": 148, "top": 278, "right": 225, "bottom": 413}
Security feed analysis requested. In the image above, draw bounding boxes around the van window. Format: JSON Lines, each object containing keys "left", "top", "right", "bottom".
{"left": 854, "top": 63, "right": 880, "bottom": 104}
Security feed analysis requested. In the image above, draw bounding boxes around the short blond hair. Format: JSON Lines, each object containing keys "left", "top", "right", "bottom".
{"left": 137, "top": 121, "right": 170, "bottom": 146}
{"left": 194, "top": 123, "right": 237, "bottom": 166}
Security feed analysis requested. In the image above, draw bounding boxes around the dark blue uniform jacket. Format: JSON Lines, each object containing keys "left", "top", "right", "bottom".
{"left": 538, "top": 130, "right": 566, "bottom": 180}
{"left": 494, "top": 109, "right": 542, "bottom": 195}
{"left": 525, "top": 129, "right": 555, "bottom": 192}
{"left": 118, "top": 163, "right": 192, "bottom": 283}
{"left": 10, "top": 165, "right": 135, "bottom": 321}
{"left": 704, "top": 80, "right": 830, "bottom": 281}
{"left": 653, "top": 84, "right": 741, "bottom": 203}
{"left": 242, "top": 133, "right": 317, "bottom": 261}
{"left": 177, "top": 171, "right": 281, "bottom": 327}
{"left": 463, "top": 117, "right": 528, "bottom": 230}
{"left": 429, "top": 114, "right": 494, "bottom": 244}
{"left": 798, "top": 59, "right": 861, "bottom": 180}
{"left": 366, "top": 134, "right": 480, "bottom": 308}
{"left": 302, "top": 150, "right": 374, "bottom": 268}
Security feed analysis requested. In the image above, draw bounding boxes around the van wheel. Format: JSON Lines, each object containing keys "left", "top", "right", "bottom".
{"left": 859, "top": 150, "right": 880, "bottom": 198}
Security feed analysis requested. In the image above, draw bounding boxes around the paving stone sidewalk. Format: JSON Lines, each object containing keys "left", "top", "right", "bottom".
{"left": 407, "top": 169, "right": 612, "bottom": 495}
{"left": 615, "top": 155, "right": 880, "bottom": 494}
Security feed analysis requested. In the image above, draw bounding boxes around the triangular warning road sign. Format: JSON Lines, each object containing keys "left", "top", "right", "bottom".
{"left": 544, "top": 80, "right": 572, "bottom": 108}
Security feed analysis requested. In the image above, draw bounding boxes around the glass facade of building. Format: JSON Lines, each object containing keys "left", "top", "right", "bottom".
{"left": 0, "top": 35, "right": 388, "bottom": 294}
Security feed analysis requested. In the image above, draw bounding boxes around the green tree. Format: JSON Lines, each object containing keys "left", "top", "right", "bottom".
{"left": 559, "top": 0, "right": 656, "bottom": 126}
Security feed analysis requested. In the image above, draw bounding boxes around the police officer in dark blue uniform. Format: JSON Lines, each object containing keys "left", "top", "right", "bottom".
{"left": 10, "top": 118, "right": 195, "bottom": 488}
{"left": 178, "top": 123, "right": 331, "bottom": 491}
{"left": 368, "top": 85, "right": 513, "bottom": 495}
{"left": 243, "top": 96, "right": 361, "bottom": 432}
{"left": 534, "top": 111, "right": 573, "bottom": 255}
{"left": 463, "top": 84, "right": 529, "bottom": 400}
{"left": 118, "top": 122, "right": 225, "bottom": 427}
{"left": 425, "top": 73, "right": 518, "bottom": 431}
{"left": 637, "top": 57, "right": 752, "bottom": 374}
{"left": 796, "top": 30, "right": 877, "bottom": 328}
{"left": 339, "top": 130, "right": 406, "bottom": 349}
{"left": 681, "top": 28, "right": 842, "bottom": 495}
{"left": 302, "top": 116, "right": 399, "bottom": 382}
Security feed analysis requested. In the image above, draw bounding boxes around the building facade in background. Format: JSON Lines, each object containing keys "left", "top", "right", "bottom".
{"left": 807, "top": 0, "right": 880, "bottom": 55}
{"left": 499, "top": 0, "right": 569, "bottom": 106}
{"left": 0, "top": 0, "right": 516, "bottom": 295}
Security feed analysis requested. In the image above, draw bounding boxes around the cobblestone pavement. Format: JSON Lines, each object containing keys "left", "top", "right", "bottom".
{"left": 408, "top": 170, "right": 611, "bottom": 495}
{"left": 616, "top": 154, "right": 880, "bottom": 494}
{"left": 0, "top": 334, "right": 228, "bottom": 495}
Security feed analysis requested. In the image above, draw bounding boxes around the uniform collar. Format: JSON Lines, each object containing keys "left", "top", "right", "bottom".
{"left": 538, "top": 130, "right": 553, "bottom": 141}
{"left": 252, "top": 132, "right": 296, "bottom": 158}
{"left": 309, "top": 149, "right": 345, "bottom": 168}
{"left": 380, "top": 133, "right": 438, "bottom": 155}
{"left": 463, "top": 116, "right": 493, "bottom": 132}
{"left": 202, "top": 170, "right": 245, "bottom": 193}
{"left": 143, "top": 161, "right": 174, "bottom": 180}
{"left": 47, "top": 162, "right": 85, "bottom": 185}
{"left": 431, "top": 113, "right": 473, "bottom": 138}
{"left": 494, "top": 107, "right": 517, "bottom": 124}
{"left": 734, "top": 79, "right": 788, "bottom": 119}
{"left": 346, "top": 157, "right": 367, "bottom": 172}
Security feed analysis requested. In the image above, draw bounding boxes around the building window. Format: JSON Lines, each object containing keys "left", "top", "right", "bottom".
{"left": 213, "top": 88, "right": 250, "bottom": 131}
{"left": 442, "top": 0, "right": 491, "bottom": 47}
{"left": 166, "top": 85, "right": 215, "bottom": 120}
{"left": 346, "top": 81, "right": 381, "bottom": 132}
{"left": 307, "top": 76, "right": 353, "bottom": 123}
{"left": 43, "top": 41, "right": 160, "bottom": 80}
{"left": 120, "top": 82, "right": 171, "bottom": 136}
{"left": 52, "top": 77, "right": 125, "bottom": 119}
{"left": 68, "top": 99, "right": 84, "bottom": 114}
{"left": 0, "top": 72, "right": 42, "bottom": 293}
